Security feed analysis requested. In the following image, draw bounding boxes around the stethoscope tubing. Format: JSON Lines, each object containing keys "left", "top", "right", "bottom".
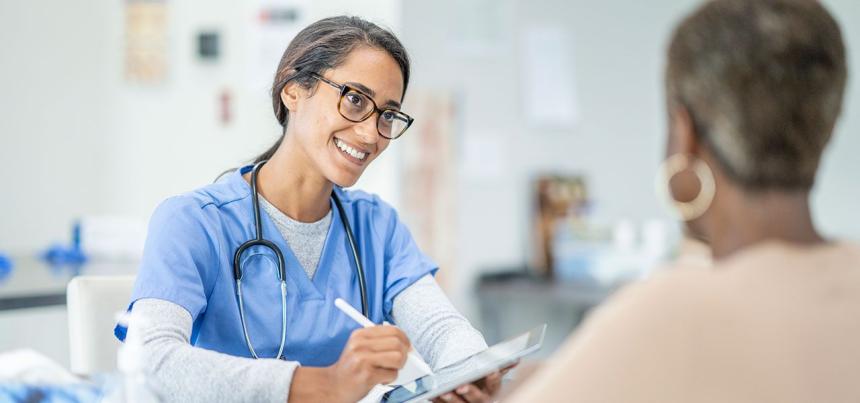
{"left": 232, "top": 160, "right": 368, "bottom": 359}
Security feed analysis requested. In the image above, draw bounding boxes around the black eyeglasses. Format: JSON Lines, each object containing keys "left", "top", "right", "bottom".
{"left": 309, "top": 72, "right": 414, "bottom": 140}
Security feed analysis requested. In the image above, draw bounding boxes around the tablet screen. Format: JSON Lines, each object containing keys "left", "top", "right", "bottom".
{"left": 381, "top": 324, "right": 546, "bottom": 403}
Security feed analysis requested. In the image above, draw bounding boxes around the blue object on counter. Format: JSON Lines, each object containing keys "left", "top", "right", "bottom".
{"left": 0, "top": 253, "right": 11, "bottom": 270}
{"left": 39, "top": 220, "right": 89, "bottom": 267}
{"left": 72, "top": 220, "right": 82, "bottom": 251}
{"left": 40, "top": 243, "right": 87, "bottom": 266}
{"left": 0, "top": 253, "right": 12, "bottom": 282}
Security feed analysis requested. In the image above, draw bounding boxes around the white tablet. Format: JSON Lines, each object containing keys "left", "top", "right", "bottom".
{"left": 381, "top": 324, "right": 547, "bottom": 403}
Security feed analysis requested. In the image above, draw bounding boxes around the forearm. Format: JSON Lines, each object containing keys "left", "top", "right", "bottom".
{"left": 129, "top": 298, "right": 298, "bottom": 403}
{"left": 391, "top": 275, "right": 488, "bottom": 369}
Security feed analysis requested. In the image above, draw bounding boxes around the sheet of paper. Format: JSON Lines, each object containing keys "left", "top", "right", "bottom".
{"left": 125, "top": 0, "right": 168, "bottom": 84}
{"left": 245, "top": 0, "right": 310, "bottom": 92}
{"left": 520, "top": 26, "right": 580, "bottom": 129}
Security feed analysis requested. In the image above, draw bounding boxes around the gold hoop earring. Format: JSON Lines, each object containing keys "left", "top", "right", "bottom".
{"left": 655, "top": 153, "right": 715, "bottom": 221}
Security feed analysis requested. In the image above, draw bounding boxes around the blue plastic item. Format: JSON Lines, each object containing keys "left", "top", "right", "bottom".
{"left": 39, "top": 220, "right": 89, "bottom": 267}
{"left": 40, "top": 243, "right": 88, "bottom": 266}
{"left": 1, "top": 383, "right": 102, "bottom": 402}
{"left": 0, "top": 253, "right": 12, "bottom": 281}
{"left": 0, "top": 253, "right": 11, "bottom": 270}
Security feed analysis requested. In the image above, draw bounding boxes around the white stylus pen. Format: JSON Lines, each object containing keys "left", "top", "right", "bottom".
{"left": 334, "top": 298, "right": 434, "bottom": 374}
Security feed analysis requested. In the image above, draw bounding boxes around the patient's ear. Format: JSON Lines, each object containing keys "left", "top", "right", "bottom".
{"left": 668, "top": 105, "right": 700, "bottom": 156}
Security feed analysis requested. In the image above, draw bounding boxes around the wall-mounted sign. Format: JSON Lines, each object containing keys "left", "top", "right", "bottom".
{"left": 125, "top": 0, "right": 168, "bottom": 84}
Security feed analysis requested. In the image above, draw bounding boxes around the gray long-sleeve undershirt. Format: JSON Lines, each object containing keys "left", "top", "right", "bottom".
{"left": 127, "top": 198, "right": 487, "bottom": 403}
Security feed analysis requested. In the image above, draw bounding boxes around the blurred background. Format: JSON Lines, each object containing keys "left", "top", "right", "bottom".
{"left": 1, "top": 0, "right": 859, "bottom": 371}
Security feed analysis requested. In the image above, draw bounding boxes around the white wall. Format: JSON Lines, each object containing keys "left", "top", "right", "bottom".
{"left": 401, "top": 0, "right": 860, "bottom": 311}
{"left": 0, "top": 0, "right": 402, "bottom": 367}
{"left": 0, "top": 0, "right": 401, "bottom": 253}
{"left": 99, "top": 0, "right": 403, "bottom": 223}
{"left": 0, "top": 1, "right": 112, "bottom": 252}
{"left": 1, "top": 0, "right": 859, "bottom": 366}
{"left": 2, "top": 0, "right": 858, "bottom": 306}
{"left": 814, "top": 0, "right": 860, "bottom": 242}
{"left": 401, "top": 0, "right": 698, "bottom": 310}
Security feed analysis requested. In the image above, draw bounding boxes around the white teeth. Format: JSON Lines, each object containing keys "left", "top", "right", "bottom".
{"left": 335, "top": 138, "right": 367, "bottom": 160}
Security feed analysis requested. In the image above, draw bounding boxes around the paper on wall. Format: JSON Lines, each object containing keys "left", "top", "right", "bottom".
{"left": 520, "top": 26, "right": 580, "bottom": 129}
{"left": 245, "top": 0, "right": 310, "bottom": 92}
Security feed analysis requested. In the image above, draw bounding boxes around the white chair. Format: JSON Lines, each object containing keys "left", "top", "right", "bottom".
{"left": 66, "top": 275, "right": 136, "bottom": 375}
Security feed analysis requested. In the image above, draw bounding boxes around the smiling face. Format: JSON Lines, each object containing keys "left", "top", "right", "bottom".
{"left": 280, "top": 46, "right": 405, "bottom": 188}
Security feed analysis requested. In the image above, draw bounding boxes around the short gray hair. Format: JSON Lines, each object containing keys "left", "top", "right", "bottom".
{"left": 666, "top": 0, "right": 847, "bottom": 191}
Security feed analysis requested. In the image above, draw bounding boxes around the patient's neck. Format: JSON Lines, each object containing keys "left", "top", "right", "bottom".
{"left": 705, "top": 189, "right": 824, "bottom": 261}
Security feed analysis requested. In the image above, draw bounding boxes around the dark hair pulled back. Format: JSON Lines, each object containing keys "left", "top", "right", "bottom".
{"left": 253, "top": 16, "right": 411, "bottom": 164}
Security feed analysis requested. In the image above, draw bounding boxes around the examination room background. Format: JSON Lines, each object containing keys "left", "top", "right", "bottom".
{"left": 2, "top": 0, "right": 859, "bottom": 368}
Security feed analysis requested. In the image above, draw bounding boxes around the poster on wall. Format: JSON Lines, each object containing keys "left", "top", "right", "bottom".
{"left": 246, "top": 0, "right": 310, "bottom": 93}
{"left": 400, "top": 92, "right": 458, "bottom": 288}
{"left": 125, "top": 0, "right": 168, "bottom": 84}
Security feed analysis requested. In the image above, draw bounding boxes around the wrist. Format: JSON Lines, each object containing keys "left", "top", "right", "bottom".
{"left": 288, "top": 366, "right": 336, "bottom": 403}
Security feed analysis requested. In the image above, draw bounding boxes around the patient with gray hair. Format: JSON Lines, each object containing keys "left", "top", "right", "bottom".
{"left": 507, "top": 0, "right": 860, "bottom": 401}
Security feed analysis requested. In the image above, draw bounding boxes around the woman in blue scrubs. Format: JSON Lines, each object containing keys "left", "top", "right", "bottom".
{"left": 118, "top": 16, "right": 501, "bottom": 403}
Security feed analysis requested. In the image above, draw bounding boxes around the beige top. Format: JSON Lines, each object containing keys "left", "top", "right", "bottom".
{"left": 507, "top": 241, "right": 860, "bottom": 403}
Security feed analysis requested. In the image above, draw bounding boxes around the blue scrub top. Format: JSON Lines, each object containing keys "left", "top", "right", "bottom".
{"left": 115, "top": 165, "right": 437, "bottom": 366}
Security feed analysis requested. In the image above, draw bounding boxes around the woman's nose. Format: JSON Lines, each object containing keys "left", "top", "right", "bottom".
{"left": 355, "top": 115, "right": 380, "bottom": 145}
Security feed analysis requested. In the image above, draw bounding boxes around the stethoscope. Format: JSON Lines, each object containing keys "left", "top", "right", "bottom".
{"left": 232, "top": 160, "right": 369, "bottom": 359}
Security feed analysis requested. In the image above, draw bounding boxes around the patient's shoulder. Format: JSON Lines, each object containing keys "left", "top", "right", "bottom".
{"left": 575, "top": 263, "right": 738, "bottom": 346}
{"left": 606, "top": 266, "right": 722, "bottom": 313}
{"left": 586, "top": 240, "right": 860, "bottom": 336}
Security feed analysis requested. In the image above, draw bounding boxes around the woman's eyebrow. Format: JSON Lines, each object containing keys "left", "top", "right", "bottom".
{"left": 347, "top": 81, "right": 401, "bottom": 109}
{"left": 346, "top": 81, "right": 376, "bottom": 97}
{"left": 382, "top": 100, "right": 401, "bottom": 109}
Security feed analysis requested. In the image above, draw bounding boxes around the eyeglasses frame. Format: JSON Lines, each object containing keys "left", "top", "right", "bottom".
{"left": 308, "top": 72, "right": 414, "bottom": 140}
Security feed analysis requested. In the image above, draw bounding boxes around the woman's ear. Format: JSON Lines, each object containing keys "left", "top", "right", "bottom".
{"left": 668, "top": 104, "right": 700, "bottom": 157}
{"left": 280, "top": 81, "right": 303, "bottom": 113}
